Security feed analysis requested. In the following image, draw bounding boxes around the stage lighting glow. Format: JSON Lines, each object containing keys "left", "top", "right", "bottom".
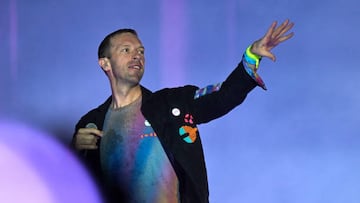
{"left": 0, "top": 120, "right": 102, "bottom": 203}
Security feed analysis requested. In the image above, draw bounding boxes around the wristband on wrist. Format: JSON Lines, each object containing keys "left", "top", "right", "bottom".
{"left": 244, "top": 45, "right": 262, "bottom": 69}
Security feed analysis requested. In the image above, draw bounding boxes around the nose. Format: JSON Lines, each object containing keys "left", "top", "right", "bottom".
{"left": 132, "top": 50, "right": 142, "bottom": 60}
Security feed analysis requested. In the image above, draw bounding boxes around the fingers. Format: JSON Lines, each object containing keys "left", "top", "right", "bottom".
{"left": 263, "top": 21, "right": 278, "bottom": 40}
{"left": 279, "top": 20, "right": 294, "bottom": 37}
{"left": 74, "top": 128, "right": 103, "bottom": 150}
{"left": 272, "top": 19, "right": 295, "bottom": 43}
{"left": 271, "top": 19, "right": 289, "bottom": 38}
{"left": 275, "top": 32, "right": 295, "bottom": 45}
{"left": 79, "top": 128, "right": 103, "bottom": 137}
{"left": 260, "top": 19, "right": 293, "bottom": 47}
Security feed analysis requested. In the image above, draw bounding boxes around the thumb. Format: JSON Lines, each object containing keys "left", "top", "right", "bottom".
{"left": 262, "top": 51, "right": 276, "bottom": 62}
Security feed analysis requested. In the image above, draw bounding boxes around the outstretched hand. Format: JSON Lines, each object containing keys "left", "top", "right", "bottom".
{"left": 251, "top": 19, "right": 294, "bottom": 61}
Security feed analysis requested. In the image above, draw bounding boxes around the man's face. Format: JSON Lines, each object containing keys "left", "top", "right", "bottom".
{"left": 107, "top": 32, "right": 145, "bottom": 86}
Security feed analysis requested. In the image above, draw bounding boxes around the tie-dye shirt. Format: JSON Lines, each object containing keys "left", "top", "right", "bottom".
{"left": 100, "top": 96, "right": 179, "bottom": 202}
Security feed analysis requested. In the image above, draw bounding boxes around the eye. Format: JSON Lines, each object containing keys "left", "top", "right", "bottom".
{"left": 138, "top": 49, "right": 145, "bottom": 55}
{"left": 121, "top": 48, "right": 130, "bottom": 53}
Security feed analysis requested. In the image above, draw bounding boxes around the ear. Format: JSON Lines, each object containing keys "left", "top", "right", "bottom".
{"left": 98, "top": 58, "right": 111, "bottom": 72}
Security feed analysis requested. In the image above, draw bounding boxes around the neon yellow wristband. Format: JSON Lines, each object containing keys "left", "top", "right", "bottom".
{"left": 245, "top": 45, "right": 262, "bottom": 69}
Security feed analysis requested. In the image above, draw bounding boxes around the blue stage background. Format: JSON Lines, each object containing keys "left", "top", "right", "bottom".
{"left": 1, "top": 0, "right": 359, "bottom": 202}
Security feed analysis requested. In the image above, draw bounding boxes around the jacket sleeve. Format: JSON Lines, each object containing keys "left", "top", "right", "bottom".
{"left": 190, "top": 60, "right": 258, "bottom": 124}
{"left": 70, "top": 97, "right": 111, "bottom": 180}
{"left": 71, "top": 109, "right": 102, "bottom": 174}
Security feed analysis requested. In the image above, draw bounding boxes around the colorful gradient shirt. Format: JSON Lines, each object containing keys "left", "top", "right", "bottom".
{"left": 100, "top": 96, "right": 179, "bottom": 202}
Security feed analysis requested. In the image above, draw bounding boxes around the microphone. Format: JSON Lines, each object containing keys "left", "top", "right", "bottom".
{"left": 83, "top": 123, "right": 99, "bottom": 157}
{"left": 85, "top": 123, "right": 98, "bottom": 129}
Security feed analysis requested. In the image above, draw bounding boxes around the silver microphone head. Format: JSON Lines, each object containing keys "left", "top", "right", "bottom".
{"left": 85, "top": 123, "right": 98, "bottom": 129}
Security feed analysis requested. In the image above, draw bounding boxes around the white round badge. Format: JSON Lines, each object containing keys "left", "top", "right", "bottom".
{"left": 171, "top": 108, "right": 181, "bottom": 116}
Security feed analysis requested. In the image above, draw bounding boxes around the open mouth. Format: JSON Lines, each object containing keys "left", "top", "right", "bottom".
{"left": 129, "top": 64, "right": 142, "bottom": 70}
{"left": 130, "top": 65, "right": 141, "bottom": 70}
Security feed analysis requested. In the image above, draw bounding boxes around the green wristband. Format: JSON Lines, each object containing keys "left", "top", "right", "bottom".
{"left": 245, "top": 45, "right": 262, "bottom": 69}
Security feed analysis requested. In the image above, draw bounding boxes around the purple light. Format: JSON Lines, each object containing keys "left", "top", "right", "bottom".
{"left": 9, "top": 0, "right": 18, "bottom": 81}
{"left": 0, "top": 120, "right": 101, "bottom": 203}
{"left": 160, "top": 0, "right": 188, "bottom": 87}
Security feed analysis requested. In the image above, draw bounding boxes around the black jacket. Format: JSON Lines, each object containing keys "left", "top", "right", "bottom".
{"left": 72, "top": 61, "right": 258, "bottom": 202}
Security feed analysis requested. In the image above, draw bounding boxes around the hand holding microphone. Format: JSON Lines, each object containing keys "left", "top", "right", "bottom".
{"left": 74, "top": 123, "right": 103, "bottom": 150}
